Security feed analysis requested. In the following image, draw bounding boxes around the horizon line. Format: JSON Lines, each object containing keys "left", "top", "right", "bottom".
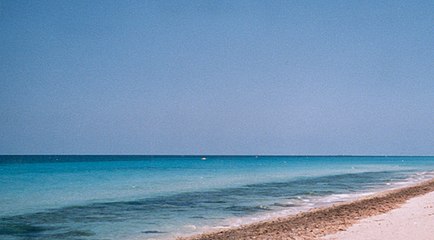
{"left": 1, "top": 154, "right": 433, "bottom": 157}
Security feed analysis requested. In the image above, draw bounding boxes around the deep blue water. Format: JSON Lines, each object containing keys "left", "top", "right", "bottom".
{"left": 0, "top": 156, "right": 433, "bottom": 239}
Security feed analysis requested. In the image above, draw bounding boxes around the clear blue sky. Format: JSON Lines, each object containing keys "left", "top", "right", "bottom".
{"left": 1, "top": 0, "right": 433, "bottom": 155}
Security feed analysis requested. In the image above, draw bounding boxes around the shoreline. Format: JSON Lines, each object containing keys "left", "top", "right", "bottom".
{"left": 179, "top": 177, "right": 434, "bottom": 240}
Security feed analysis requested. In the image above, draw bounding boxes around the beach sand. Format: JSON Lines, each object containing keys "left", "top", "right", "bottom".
{"left": 322, "top": 190, "right": 434, "bottom": 240}
{"left": 179, "top": 178, "right": 434, "bottom": 240}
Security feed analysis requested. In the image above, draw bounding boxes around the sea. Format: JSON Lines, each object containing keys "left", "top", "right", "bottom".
{"left": 1, "top": 155, "right": 433, "bottom": 240}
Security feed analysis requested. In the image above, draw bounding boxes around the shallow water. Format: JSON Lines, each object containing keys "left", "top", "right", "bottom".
{"left": 1, "top": 156, "right": 433, "bottom": 239}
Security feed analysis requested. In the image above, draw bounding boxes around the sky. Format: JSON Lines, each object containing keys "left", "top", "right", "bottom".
{"left": 0, "top": 0, "right": 433, "bottom": 155}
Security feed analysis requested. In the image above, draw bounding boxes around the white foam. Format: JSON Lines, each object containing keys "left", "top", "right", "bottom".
{"left": 183, "top": 224, "right": 197, "bottom": 230}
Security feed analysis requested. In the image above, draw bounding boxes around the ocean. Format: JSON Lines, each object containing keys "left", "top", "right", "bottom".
{"left": 0, "top": 155, "right": 433, "bottom": 240}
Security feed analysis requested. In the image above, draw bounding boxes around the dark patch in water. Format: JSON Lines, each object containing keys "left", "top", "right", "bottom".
{"left": 272, "top": 203, "right": 299, "bottom": 208}
{"left": 142, "top": 230, "right": 166, "bottom": 234}
{"left": 50, "top": 230, "right": 95, "bottom": 237}
{"left": 202, "top": 200, "right": 227, "bottom": 204}
{"left": 0, "top": 223, "right": 49, "bottom": 235}
{"left": 225, "top": 205, "right": 271, "bottom": 214}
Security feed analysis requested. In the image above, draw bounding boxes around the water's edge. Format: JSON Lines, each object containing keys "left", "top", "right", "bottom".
{"left": 1, "top": 156, "right": 433, "bottom": 240}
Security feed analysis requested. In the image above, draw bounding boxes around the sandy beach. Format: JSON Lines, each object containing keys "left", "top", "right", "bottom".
{"left": 180, "top": 178, "right": 434, "bottom": 240}
{"left": 322, "top": 190, "right": 434, "bottom": 240}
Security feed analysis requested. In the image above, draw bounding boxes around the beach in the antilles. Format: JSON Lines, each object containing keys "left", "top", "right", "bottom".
{"left": 2, "top": 1, "right": 434, "bottom": 240}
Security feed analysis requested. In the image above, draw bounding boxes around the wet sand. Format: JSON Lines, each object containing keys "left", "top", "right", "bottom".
{"left": 179, "top": 178, "right": 434, "bottom": 240}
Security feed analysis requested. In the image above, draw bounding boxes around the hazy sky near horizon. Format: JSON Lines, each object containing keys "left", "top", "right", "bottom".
{"left": 1, "top": 0, "right": 433, "bottom": 155}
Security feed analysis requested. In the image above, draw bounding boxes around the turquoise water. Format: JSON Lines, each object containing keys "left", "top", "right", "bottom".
{"left": 0, "top": 156, "right": 433, "bottom": 239}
